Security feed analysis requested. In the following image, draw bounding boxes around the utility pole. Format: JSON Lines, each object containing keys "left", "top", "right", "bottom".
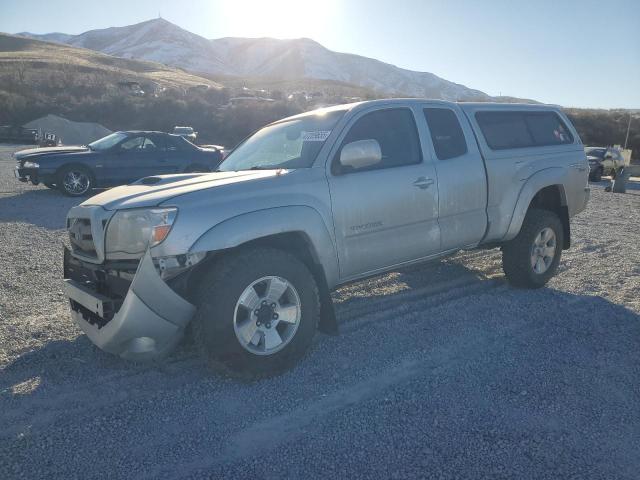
{"left": 624, "top": 113, "right": 632, "bottom": 149}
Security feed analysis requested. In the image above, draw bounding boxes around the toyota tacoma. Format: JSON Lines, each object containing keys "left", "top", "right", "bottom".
{"left": 62, "top": 99, "right": 590, "bottom": 376}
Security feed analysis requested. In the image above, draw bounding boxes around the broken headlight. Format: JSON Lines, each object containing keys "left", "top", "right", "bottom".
{"left": 105, "top": 207, "right": 177, "bottom": 258}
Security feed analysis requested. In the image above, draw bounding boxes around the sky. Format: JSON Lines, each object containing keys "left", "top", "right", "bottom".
{"left": 1, "top": 0, "right": 638, "bottom": 109}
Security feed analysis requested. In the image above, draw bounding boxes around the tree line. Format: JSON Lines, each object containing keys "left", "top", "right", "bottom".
{"left": 0, "top": 76, "right": 637, "bottom": 156}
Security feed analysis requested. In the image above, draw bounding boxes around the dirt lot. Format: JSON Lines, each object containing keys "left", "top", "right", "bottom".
{"left": 1, "top": 143, "right": 639, "bottom": 479}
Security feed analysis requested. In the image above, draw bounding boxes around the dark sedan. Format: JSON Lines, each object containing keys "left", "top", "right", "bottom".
{"left": 14, "top": 131, "right": 223, "bottom": 196}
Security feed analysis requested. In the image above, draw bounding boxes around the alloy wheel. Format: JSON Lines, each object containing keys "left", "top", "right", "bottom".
{"left": 63, "top": 171, "right": 90, "bottom": 195}
{"left": 233, "top": 276, "right": 302, "bottom": 355}
{"left": 530, "top": 227, "right": 557, "bottom": 274}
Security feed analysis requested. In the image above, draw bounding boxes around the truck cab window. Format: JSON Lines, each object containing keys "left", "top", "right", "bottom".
{"left": 335, "top": 108, "right": 422, "bottom": 174}
{"left": 423, "top": 108, "right": 468, "bottom": 160}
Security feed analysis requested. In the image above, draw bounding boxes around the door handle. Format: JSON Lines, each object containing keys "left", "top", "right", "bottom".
{"left": 413, "top": 177, "right": 434, "bottom": 189}
{"left": 570, "top": 163, "right": 587, "bottom": 172}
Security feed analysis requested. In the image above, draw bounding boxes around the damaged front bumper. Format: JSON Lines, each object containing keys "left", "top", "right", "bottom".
{"left": 63, "top": 247, "right": 196, "bottom": 360}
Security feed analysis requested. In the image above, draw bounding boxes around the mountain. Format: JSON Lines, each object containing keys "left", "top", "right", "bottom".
{"left": 21, "top": 19, "right": 228, "bottom": 77}
{"left": 17, "top": 32, "right": 73, "bottom": 44}
{"left": 21, "top": 18, "right": 492, "bottom": 101}
{"left": 210, "top": 37, "right": 490, "bottom": 101}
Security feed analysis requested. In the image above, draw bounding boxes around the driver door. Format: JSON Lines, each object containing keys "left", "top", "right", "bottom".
{"left": 327, "top": 107, "right": 441, "bottom": 280}
{"left": 102, "top": 135, "right": 170, "bottom": 184}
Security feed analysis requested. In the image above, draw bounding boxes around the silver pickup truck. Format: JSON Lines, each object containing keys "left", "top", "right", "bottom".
{"left": 63, "top": 99, "right": 590, "bottom": 376}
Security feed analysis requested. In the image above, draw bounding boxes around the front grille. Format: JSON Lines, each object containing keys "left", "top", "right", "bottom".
{"left": 68, "top": 218, "right": 97, "bottom": 258}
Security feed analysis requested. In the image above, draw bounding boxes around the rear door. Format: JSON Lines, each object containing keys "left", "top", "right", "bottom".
{"left": 327, "top": 106, "right": 441, "bottom": 280}
{"left": 420, "top": 104, "right": 487, "bottom": 250}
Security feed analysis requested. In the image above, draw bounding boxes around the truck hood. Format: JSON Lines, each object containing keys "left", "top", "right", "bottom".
{"left": 15, "top": 145, "right": 88, "bottom": 160}
{"left": 83, "top": 170, "right": 289, "bottom": 210}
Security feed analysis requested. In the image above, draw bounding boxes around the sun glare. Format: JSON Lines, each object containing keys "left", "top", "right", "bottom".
{"left": 219, "top": 0, "right": 337, "bottom": 39}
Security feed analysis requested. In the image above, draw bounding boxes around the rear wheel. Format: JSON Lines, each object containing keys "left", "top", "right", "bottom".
{"left": 192, "top": 247, "right": 319, "bottom": 378}
{"left": 502, "top": 208, "right": 563, "bottom": 288}
{"left": 58, "top": 166, "right": 93, "bottom": 196}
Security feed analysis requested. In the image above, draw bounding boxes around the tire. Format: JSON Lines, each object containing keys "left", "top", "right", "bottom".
{"left": 192, "top": 247, "right": 319, "bottom": 378}
{"left": 502, "top": 208, "right": 564, "bottom": 289}
{"left": 590, "top": 167, "right": 602, "bottom": 182}
{"left": 57, "top": 165, "right": 93, "bottom": 196}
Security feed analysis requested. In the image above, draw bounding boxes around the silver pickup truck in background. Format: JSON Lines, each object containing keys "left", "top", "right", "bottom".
{"left": 63, "top": 99, "right": 590, "bottom": 376}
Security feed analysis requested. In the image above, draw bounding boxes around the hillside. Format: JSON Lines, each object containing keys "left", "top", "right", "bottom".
{"left": 208, "top": 74, "right": 380, "bottom": 100}
{"left": 0, "top": 33, "right": 222, "bottom": 92}
{"left": 0, "top": 32, "right": 382, "bottom": 146}
{"left": 209, "top": 36, "right": 490, "bottom": 101}
{"left": 22, "top": 18, "right": 493, "bottom": 101}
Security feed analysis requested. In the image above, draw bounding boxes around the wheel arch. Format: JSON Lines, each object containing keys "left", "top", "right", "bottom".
{"left": 55, "top": 162, "right": 95, "bottom": 179}
{"left": 504, "top": 169, "right": 571, "bottom": 249}
{"left": 187, "top": 206, "right": 340, "bottom": 334}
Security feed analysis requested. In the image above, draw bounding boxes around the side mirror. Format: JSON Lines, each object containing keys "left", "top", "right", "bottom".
{"left": 339, "top": 139, "right": 382, "bottom": 170}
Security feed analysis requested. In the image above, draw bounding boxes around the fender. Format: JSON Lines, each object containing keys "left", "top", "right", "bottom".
{"left": 503, "top": 167, "right": 568, "bottom": 242}
{"left": 189, "top": 205, "right": 340, "bottom": 288}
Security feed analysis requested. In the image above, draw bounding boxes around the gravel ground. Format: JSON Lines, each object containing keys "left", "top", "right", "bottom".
{"left": 1, "top": 143, "right": 639, "bottom": 479}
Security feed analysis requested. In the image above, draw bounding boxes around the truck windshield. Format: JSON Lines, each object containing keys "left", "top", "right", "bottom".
{"left": 218, "top": 110, "right": 346, "bottom": 171}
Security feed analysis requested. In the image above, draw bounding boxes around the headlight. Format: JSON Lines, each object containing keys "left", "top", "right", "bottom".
{"left": 105, "top": 207, "right": 177, "bottom": 257}
{"left": 23, "top": 161, "right": 39, "bottom": 168}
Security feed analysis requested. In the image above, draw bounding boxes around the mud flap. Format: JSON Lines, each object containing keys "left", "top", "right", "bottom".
{"left": 318, "top": 282, "right": 339, "bottom": 336}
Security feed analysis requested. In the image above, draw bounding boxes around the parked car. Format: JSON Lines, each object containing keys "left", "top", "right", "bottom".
{"left": 0, "top": 125, "right": 39, "bottom": 144}
{"left": 200, "top": 144, "right": 228, "bottom": 159}
{"left": 585, "top": 146, "right": 626, "bottom": 181}
{"left": 14, "top": 131, "right": 223, "bottom": 196}
{"left": 62, "top": 100, "right": 589, "bottom": 377}
{"left": 173, "top": 126, "right": 197, "bottom": 143}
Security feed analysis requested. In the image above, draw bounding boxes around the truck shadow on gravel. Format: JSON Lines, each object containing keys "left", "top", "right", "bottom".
{"left": 0, "top": 189, "right": 86, "bottom": 229}
{"left": 2, "top": 283, "right": 639, "bottom": 477}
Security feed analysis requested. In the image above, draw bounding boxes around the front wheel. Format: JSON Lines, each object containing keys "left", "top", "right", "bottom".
{"left": 192, "top": 247, "right": 319, "bottom": 378}
{"left": 58, "top": 166, "right": 93, "bottom": 196}
{"left": 502, "top": 209, "right": 563, "bottom": 288}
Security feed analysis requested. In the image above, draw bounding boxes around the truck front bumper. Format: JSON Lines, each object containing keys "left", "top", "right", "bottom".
{"left": 63, "top": 248, "right": 196, "bottom": 360}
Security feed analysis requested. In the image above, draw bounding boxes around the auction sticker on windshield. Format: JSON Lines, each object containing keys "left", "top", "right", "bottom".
{"left": 302, "top": 131, "right": 331, "bottom": 142}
